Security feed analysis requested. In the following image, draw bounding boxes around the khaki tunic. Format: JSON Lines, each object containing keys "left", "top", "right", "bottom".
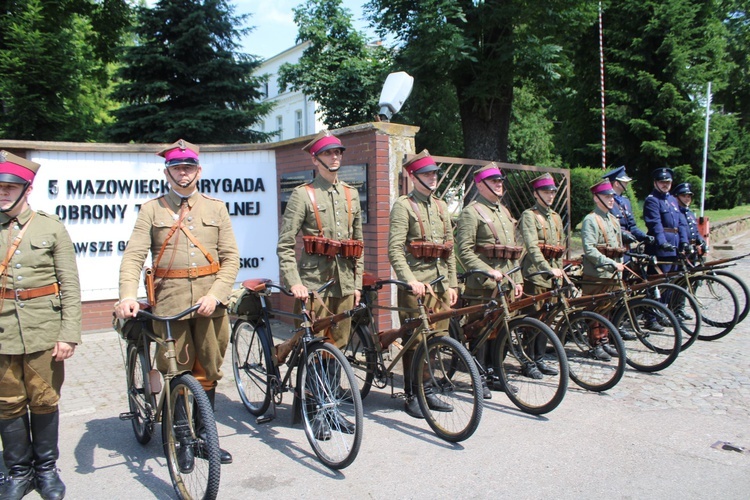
{"left": 582, "top": 207, "right": 623, "bottom": 279}
{"left": 119, "top": 189, "right": 240, "bottom": 316}
{"left": 520, "top": 202, "right": 564, "bottom": 288}
{"left": 277, "top": 176, "right": 364, "bottom": 296}
{"left": 118, "top": 190, "right": 239, "bottom": 385}
{"left": 0, "top": 209, "right": 82, "bottom": 354}
{"left": 388, "top": 190, "right": 457, "bottom": 292}
{"left": 455, "top": 195, "right": 519, "bottom": 292}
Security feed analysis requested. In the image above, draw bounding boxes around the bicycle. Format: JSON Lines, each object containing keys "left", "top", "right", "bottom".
{"left": 117, "top": 304, "right": 221, "bottom": 500}
{"left": 572, "top": 268, "right": 682, "bottom": 372}
{"left": 620, "top": 250, "right": 703, "bottom": 351}
{"left": 230, "top": 279, "right": 363, "bottom": 470}
{"left": 342, "top": 275, "right": 484, "bottom": 441}
{"left": 691, "top": 252, "right": 749, "bottom": 325}
{"left": 448, "top": 268, "right": 570, "bottom": 414}
{"left": 517, "top": 269, "right": 626, "bottom": 393}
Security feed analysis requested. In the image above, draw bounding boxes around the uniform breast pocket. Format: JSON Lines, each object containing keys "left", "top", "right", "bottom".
{"left": 151, "top": 220, "right": 173, "bottom": 239}
{"left": 200, "top": 217, "right": 221, "bottom": 241}
{"left": 29, "top": 234, "right": 56, "bottom": 256}
{"left": 307, "top": 204, "right": 327, "bottom": 228}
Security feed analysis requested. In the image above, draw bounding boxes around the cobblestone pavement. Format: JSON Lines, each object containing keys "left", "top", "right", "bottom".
{"left": 11, "top": 238, "right": 750, "bottom": 499}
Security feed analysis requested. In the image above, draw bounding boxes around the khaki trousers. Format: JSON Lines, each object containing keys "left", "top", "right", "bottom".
{"left": 0, "top": 349, "right": 63, "bottom": 418}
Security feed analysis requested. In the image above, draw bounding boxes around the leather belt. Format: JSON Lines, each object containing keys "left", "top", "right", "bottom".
{"left": 662, "top": 228, "right": 678, "bottom": 234}
{"left": 2, "top": 283, "right": 60, "bottom": 301}
{"left": 154, "top": 261, "right": 220, "bottom": 279}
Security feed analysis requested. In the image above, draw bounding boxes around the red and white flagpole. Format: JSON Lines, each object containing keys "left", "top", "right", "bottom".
{"left": 599, "top": 1, "right": 606, "bottom": 170}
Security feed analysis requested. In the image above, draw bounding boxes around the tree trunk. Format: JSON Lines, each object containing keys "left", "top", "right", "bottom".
{"left": 457, "top": 86, "right": 513, "bottom": 162}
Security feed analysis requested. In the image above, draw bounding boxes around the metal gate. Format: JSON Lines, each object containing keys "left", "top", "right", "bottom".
{"left": 400, "top": 156, "right": 572, "bottom": 248}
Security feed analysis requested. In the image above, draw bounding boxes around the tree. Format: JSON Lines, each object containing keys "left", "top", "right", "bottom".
{"left": 554, "top": 0, "right": 749, "bottom": 208}
{"left": 108, "top": 0, "right": 272, "bottom": 143}
{"left": 0, "top": 0, "right": 131, "bottom": 141}
{"left": 364, "top": 0, "right": 594, "bottom": 160}
{"left": 278, "top": 0, "right": 392, "bottom": 129}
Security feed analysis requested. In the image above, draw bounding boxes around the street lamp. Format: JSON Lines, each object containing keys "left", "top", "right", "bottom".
{"left": 378, "top": 71, "right": 414, "bottom": 122}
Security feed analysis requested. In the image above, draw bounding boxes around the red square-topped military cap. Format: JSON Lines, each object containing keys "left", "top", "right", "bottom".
{"left": 403, "top": 149, "right": 439, "bottom": 174}
{"left": 157, "top": 139, "right": 200, "bottom": 167}
{"left": 0, "top": 150, "right": 40, "bottom": 184}
{"left": 302, "top": 130, "right": 346, "bottom": 156}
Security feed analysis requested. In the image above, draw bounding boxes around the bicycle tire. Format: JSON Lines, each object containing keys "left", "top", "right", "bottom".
{"left": 126, "top": 343, "right": 156, "bottom": 444}
{"left": 413, "top": 335, "right": 483, "bottom": 442}
{"left": 299, "top": 342, "right": 363, "bottom": 469}
{"left": 612, "top": 298, "right": 681, "bottom": 372}
{"left": 342, "top": 324, "right": 377, "bottom": 400}
{"left": 707, "top": 269, "right": 749, "bottom": 324}
{"left": 493, "top": 317, "right": 569, "bottom": 415}
{"left": 162, "top": 374, "right": 221, "bottom": 500}
{"left": 558, "top": 311, "right": 626, "bottom": 392}
{"left": 683, "top": 275, "right": 740, "bottom": 340}
{"left": 231, "top": 319, "right": 273, "bottom": 416}
{"left": 655, "top": 283, "right": 702, "bottom": 351}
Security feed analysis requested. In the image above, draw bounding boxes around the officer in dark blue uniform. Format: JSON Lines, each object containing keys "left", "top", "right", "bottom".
{"left": 643, "top": 168, "right": 689, "bottom": 330}
{"left": 601, "top": 166, "right": 655, "bottom": 249}
{"left": 672, "top": 182, "right": 707, "bottom": 255}
{"left": 643, "top": 168, "right": 689, "bottom": 265}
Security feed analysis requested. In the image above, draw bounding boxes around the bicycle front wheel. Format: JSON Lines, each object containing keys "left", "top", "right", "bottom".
{"left": 162, "top": 374, "right": 221, "bottom": 500}
{"left": 126, "top": 343, "right": 156, "bottom": 444}
{"left": 413, "top": 335, "right": 483, "bottom": 442}
{"left": 613, "top": 298, "right": 681, "bottom": 372}
{"left": 494, "top": 317, "right": 569, "bottom": 415}
{"left": 688, "top": 275, "right": 740, "bottom": 340}
{"left": 231, "top": 320, "right": 273, "bottom": 416}
{"left": 342, "top": 324, "right": 377, "bottom": 400}
{"left": 299, "top": 342, "right": 363, "bottom": 469}
{"left": 559, "top": 311, "right": 625, "bottom": 392}
{"left": 708, "top": 269, "right": 749, "bottom": 324}
{"left": 657, "top": 283, "right": 701, "bottom": 351}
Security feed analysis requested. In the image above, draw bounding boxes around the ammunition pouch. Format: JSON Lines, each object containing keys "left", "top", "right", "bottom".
{"left": 302, "top": 235, "right": 341, "bottom": 258}
{"left": 595, "top": 245, "right": 627, "bottom": 258}
{"left": 340, "top": 239, "right": 364, "bottom": 259}
{"left": 475, "top": 244, "right": 523, "bottom": 260}
{"left": 538, "top": 243, "right": 565, "bottom": 260}
{"left": 407, "top": 240, "right": 453, "bottom": 261}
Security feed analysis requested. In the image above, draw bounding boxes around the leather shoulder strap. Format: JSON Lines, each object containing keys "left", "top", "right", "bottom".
{"left": 407, "top": 195, "right": 427, "bottom": 240}
{"left": 0, "top": 213, "right": 35, "bottom": 276}
{"left": 305, "top": 184, "right": 324, "bottom": 236}
{"left": 474, "top": 204, "right": 501, "bottom": 243}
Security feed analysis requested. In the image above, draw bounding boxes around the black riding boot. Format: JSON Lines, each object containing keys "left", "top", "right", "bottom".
{"left": 173, "top": 399, "right": 195, "bottom": 474}
{"left": 30, "top": 411, "right": 65, "bottom": 500}
{"left": 204, "top": 389, "right": 232, "bottom": 464}
{"left": 402, "top": 351, "right": 423, "bottom": 419}
{"left": 0, "top": 413, "right": 35, "bottom": 500}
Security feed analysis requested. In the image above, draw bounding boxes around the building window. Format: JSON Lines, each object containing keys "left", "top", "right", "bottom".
{"left": 262, "top": 82, "right": 268, "bottom": 98}
{"left": 295, "top": 110, "right": 303, "bottom": 137}
{"left": 276, "top": 115, "right": 283, "bottom": 139}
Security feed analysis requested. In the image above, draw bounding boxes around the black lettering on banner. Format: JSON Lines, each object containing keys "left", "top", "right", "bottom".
{"left": 73, "top": 241, "right": 113, "bottom": 254}
{"left": 239, "top": 257, "right": 264, "bottom": 269}
{"left": 55, "top": 204, "right": 127, "bottom": 221}
{"left": 197, "top": 178, "right": 266, "bottom": 193}
{"left": 226, "top": 201, "right": 260, "bottom": 216}
{"left": 118, "top": 240, "right": 127, "bottom": 251}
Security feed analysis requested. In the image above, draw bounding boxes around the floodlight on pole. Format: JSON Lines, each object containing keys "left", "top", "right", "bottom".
{"left": 378, "top": 71, "right": 414, "bottom": 122}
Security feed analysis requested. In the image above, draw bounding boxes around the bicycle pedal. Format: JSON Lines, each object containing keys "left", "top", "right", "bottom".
{"left": 256, "top": 414, "right": 274, "bottom": 424}
{"left": 119, "top": 412, "right": 136, "bottom": 421}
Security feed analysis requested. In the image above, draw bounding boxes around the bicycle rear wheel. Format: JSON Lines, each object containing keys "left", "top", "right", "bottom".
{"left": 708, "top": 269, "right": 749, "bottom": 324}
{"left": 559, "top": 311, "right": 625, "bottom": 392}
{"left": 342, "top": 324, "right": 377, "bottom": 400}
{"left": 162, "top": 374, "right": 221, "bottom": 500}
{"left": 126, "top": 343, "right": 156, "bottom": 444}
{"left": 656, "top": 283, "right": 701, "bottom": 351}
{"left": 612, "top": 298, "right": 681, "bottom": 372}
{"left": 299, "top": 342, "right": 363, "bottom": 469}
{"left": 231, "top": 319, "right": 273, "bottom": 416}
{"left": 413, "top": 335, "right": 483, "bottom": 442}
{"left": 686, "top": 275, "right": 739, "bottom": 340}
{"left": 494, "top": 317, "right": 569, "bottom": 415}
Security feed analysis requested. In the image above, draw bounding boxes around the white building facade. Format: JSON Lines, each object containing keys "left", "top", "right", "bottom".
{"left": 256, "top": 42, "right": 326, "bottom": 140}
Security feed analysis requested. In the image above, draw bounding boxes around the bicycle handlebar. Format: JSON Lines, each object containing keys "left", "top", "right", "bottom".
{"left": 136, "top": 304, "right": 201, "bottom": 323}
{"left": 371, "top": 275, "right": 445, "bottom": 292}
{"left": 458, "top": 265, "right": 521, "bottom": 283}
{"left": 265, "top": 278, "right": 337, "bottom": 298}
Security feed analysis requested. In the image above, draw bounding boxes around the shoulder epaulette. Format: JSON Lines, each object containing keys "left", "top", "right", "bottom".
{"left": 36, "top": 210, "right": 61, "bottom": 222}
{"left": 200, "top": 193, "right": 224, "bottom": 203}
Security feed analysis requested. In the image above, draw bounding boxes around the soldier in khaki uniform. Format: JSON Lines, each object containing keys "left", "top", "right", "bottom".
{"left": 276, "top": 130, "right": 363, "bottom": 440}
{"left": 519, "top": 173, "right": 565, "bottom": 379}
{"left": 115, "top": 140, "right": 239, "bottom": 466}
{"left": 580, "top": 180, "right": 625, "bottom": 361}
{"left": 0, "top": 151, "right": 81, "bottom": 500}
{"left": 455, "top": 163, "right": 523, "bottom": 398}
{"left": 388, "top": 150, "right": 458, "bottom": 418}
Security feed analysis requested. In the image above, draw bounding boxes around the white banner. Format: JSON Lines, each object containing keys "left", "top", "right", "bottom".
{"left": 28, "top": 150, "right": 279, "bottom": 301}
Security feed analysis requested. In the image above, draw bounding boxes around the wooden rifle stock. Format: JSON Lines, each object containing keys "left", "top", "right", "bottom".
{"left": 312, "top": 304, "right": 365, "bottom": 334}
